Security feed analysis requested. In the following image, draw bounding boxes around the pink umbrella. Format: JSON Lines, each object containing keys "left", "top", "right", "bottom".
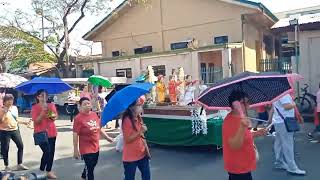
{"left": 196, "top": 72, "right": 301, "bottom": 110}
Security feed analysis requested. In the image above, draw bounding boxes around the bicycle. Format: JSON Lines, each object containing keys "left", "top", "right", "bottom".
{"left": 294, "top": 84, "right": 317, "bottom": 113}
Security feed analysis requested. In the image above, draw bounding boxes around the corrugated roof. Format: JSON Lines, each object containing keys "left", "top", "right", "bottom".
{"left": 272, "top": 12, "right": 320, "bottom": 29}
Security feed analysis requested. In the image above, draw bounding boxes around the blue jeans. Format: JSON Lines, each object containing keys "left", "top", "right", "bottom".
{"left": 123, "top": 156, "right": 150, "bottom": 180}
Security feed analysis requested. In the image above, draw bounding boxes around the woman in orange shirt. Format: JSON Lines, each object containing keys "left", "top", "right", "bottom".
{"left": 223, "top": 90, "right": 267, "bottom": 180}
{"left": 31, "top": 89, "right": 58, "bottom": 179}
{"left": 122, "top": 97, "right": 150, "bottom": 180}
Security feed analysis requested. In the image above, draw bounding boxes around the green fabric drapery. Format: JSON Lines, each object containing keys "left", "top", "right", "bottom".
{"left": 143, "top": 117, "right": 223, "bottom": 146}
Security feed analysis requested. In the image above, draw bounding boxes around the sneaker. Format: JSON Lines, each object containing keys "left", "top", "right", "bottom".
{"left": 287, "top": 169, "right": 306, "bottom": 176}
{"left": 272, "top": 132, "right": 276, "bottom": 136}
{"left": 17, "top": 164, "right": 29, "bottom": 171}
{"left": 310, "top": 140, "right": 319, "bottom": 143}
{"left": 4, "top": 166, "right": 12, "bottom": 172}
{"left": 47, "top": 171, "right": 57, "bottom": 179}
{"left": 307, "top": 133, "right": 314, "bottom": 139}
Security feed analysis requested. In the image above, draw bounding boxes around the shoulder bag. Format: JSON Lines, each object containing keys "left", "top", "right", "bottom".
{"left": 275, "top": 107, "right": 300, "bottom": 132}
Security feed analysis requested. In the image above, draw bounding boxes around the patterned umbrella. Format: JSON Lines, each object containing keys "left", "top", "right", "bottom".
{"left": 196, "top": 71, "right": 297, "bottom": 110}
{"left": 0, "top": 73, "right": 28, "bottom": 88}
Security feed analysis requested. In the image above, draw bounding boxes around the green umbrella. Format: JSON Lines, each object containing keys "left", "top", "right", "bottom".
{"left": 88, "top": 75, "right": 113, "bottom": 88}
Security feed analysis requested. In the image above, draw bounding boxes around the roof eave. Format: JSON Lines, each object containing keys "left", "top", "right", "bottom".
{"left": 83, "top": 0, "right": 278, "bottom": 40}
{"left": 220, "top": 1, "right": 278, "bottom": 22}
{"left": 82, "top": 0, "right": 129, "bottom": 40}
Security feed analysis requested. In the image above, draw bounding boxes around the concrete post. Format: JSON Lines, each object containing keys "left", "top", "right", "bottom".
{"left": 133, "top": 58, "right": 142, "bottom": 79}
{"left": 222, "top": 48, "right": 232, "bottom": 78}
{"left": 93, "top": 62, "right": 100, "bottom": 75}
{"left": 75, "top": 64, "right": 83, "bottom": 78}
{"left": 190, "top": 52, "right": 200, "bottom": 80}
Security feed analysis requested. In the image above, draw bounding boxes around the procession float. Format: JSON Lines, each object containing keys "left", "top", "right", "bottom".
{"left": 138, "top": 66, "right": 223, "bottom": 147}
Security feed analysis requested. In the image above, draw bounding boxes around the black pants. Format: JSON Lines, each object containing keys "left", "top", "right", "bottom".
{"left": 0, "top": 130, "right": 24, "bottom": 166}
{"left": 67, "top": 104, "right": 78, "bottom": 122}
{"left": 81, "top": 151, "right": 99, "bottom": 180}
{"left": 39, "top": 137, "right": 56, "bottom": 172}
{"left": 228, "top": 172, "right": 252, "bottom": 180}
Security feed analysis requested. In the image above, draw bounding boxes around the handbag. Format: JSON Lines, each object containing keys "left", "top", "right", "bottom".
{"left": 275, "top": 107, "right": 300, "bottom": 132}
{"left": 33, "top": 115, "right": 49, "bottom": 145}
{"left": 33, "top": 131, "right": 49, "bottom": 145}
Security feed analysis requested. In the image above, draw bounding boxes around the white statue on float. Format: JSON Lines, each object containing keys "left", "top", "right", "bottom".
{"left": 177, "top": 67, "right": 185, "bottom": 105}
{"left": 181, "top": 75, "right": 197, "bottom": 106}
{"left": 146, "top": 65, "right": 158, "bottom": 104}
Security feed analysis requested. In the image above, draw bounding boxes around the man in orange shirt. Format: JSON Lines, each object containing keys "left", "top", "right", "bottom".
{"left": 223, "top": 90, "right": 267, "bottom": 180}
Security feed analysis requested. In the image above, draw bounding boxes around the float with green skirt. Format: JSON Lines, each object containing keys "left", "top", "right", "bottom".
{"left": 142, "top": 106, "right": 223, "bottom": 146}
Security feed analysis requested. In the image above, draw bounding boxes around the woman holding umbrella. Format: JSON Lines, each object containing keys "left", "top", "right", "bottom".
{"left": 122, "top": 96, "right": 151, "bottom": 180}
{"left": 101, "top": 83, "right": 153, "bottom": 180}
{"left": 31, "top": 89, "right": 58, "bottom": 179}
{"left": 223, "top": 90, "right": 267, "bottom": 180}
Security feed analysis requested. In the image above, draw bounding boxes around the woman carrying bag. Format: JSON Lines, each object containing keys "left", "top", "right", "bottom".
{"left": 31, "top": 89, "right": 58, "bottom": 179}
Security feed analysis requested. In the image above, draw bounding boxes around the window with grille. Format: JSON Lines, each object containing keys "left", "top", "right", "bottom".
{"left": 116, "top": 68, "right": 132, "bottom": 78}
{"left": 134, "top": 46, "right": 153, "bottom": 54}
{"left": 152, "top": 65, "right": 166, "bottom": 76}
{"left": 214, "top": 36, "right": 228, "bottom": 44}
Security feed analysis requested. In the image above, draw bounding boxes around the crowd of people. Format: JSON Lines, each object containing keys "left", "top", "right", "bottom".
{"left": 0, "top": 81, "right": 319, "bottom": 180}
{"left": 0, "top": 88, "right": 151, "bottom": 180}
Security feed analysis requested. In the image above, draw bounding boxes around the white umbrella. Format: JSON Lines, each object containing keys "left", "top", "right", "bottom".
{"left": 0, "top": 73, "right": 28, "bottom": 88}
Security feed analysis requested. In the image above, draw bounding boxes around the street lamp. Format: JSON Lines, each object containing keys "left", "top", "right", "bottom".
{"left": 289, "top": 18, "right": 300, "bottom": 96}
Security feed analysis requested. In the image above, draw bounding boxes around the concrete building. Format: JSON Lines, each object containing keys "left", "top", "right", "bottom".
{"left": 272, "top": 5, "right": 320, "bottom": 94}
{"left": 76, "top": 0, "right": 278, "bottom": 83}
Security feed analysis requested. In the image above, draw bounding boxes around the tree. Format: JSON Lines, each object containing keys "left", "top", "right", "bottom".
{"left": 0, "top": 25, "right": 55, "bottom": 73}
{"left": 2, "top": 0, "right": 150, "bottom": 76}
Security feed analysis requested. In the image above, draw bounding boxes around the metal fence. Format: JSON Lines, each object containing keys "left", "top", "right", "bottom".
{"left": 201, "top": 64, "right": 223, "bottom": 84}
{"left": 259, "top": 58, "right": 292, "bottom": 74}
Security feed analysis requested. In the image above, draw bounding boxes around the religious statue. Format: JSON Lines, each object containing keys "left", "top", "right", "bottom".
{"left": 181, "top": 75, "right": 197, "bottom": 106}
{"left": 177, "top": 67, "right": 185, "bottom": 104}
{"left": 171, "top": 68, "right": 178, "bottom": 82}
{"left": 156, "top": 75, "right": 166, "bottom": 103}
{"left": 168, "top": 75, "right": 180, "bottom": 105}
{"left": 146, "top": 65, "right": 158, "bottom": 103}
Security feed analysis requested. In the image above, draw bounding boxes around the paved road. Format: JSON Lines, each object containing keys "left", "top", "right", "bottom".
{"left": 2, "top": 115, "right": 320, "bottom": 180}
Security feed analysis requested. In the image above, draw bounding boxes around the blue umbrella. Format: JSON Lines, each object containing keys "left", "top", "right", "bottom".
{"left": 101, "top": 82, "right": 154, "bottom": 126}
{"left": 16, "top": 77, "right": 72, "bottom": 94}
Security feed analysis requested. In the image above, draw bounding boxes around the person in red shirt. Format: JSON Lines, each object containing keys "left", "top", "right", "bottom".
{"left": 31, "top": 89, "right": 58, "bottom": 179}
{"left": 122, "top": 96, "right": 151, "bottom": 180}
{"left": 223, "top": 90, "right": 267, "bottom": 180}
{"left": 73, "top": 97, "right": 113, "bottom": 180}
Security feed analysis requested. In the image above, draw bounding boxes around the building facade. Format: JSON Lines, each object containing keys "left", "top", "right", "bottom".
{"left": 273, "top": 5, "right": 320, "bottom": 94}
{"left": 77, "top": 0, "right": 277, "bottom": 83}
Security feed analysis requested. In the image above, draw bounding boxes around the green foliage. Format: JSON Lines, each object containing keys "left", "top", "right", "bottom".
{"left": 0, "top": 26, "right": 55, "bottom": 71}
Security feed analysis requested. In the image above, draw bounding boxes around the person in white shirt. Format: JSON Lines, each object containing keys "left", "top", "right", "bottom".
{"left": 268, "top": 94, "right": 306, "bottom": 175}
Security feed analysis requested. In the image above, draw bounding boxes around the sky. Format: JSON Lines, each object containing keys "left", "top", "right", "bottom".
{"left": 2, "top": 0, "right": 320, "bottom": 55}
